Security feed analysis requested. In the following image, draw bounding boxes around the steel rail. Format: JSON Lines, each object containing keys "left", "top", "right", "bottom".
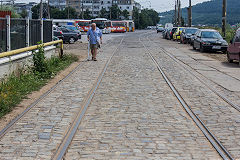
{"left": 140, "top": 36, "right": 233, "bottom": 160}
{"left": 0, "top": 40, "right": 113, "bottom": 139}
{"left": 147, "top": 35, "right": 240, "bottom": 113}
{"left": 52, "top": 37, "right": 125, "bottom": 160}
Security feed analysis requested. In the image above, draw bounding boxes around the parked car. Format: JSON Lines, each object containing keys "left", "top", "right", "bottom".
{"left": 59, "top": 27, "right": 79, "bottom": 44}
{"left": 167, "top": 27, "right": 177, "bottom": 40}
{"left": 193, "top": 29, "right": 228, "bottom": 53}
{"left": 157, "top": 27, "right": 164, "bottom": 33}
{"left": 227, "top": 28, "right": 240, "bottom": 64}
{"left": 180, "top": 27, "right": 198, "bottom": 44}
{"left": 190, "top": 34, "right": 197, "bottom": 46}
{"left": 53, "top": 25, "right": 64, "bottom": 40}
{"left": 173, "top": 27, "right": 185, "bottom": 40}
{"left": 162, "top": 28, "right": 169, "bottom": 39}
{"left": 61, "top": 25, "right": 81, "bottom": 39}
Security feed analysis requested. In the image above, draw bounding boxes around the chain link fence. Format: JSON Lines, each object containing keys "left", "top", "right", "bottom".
{"left": 0, "top": 18, "right": 7, "bottom": 53}
{"left": 10, "top": 19, "right": 27, "bottom": 50}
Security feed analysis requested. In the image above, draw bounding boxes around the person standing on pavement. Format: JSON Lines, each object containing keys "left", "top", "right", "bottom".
{"left": 87, "top": 23, "right": 103, "bottom": 61}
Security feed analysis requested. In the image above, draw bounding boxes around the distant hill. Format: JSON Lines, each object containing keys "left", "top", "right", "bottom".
{"left": 159, "top": 0, "right": 240, "bottom": 26}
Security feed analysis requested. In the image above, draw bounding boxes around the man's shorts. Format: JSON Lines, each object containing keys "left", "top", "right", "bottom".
{"left": 90, "top": 43, "right": 100, "bottom": 50}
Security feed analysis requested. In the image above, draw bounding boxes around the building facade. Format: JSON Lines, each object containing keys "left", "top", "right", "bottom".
{"left": 68, "top": 0, "right": 135, "bottom": 19}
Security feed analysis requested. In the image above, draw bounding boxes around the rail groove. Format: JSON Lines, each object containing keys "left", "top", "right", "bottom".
{"left": 0, "top": 40, "right": 113, "bottom": 139}
{"left": 52, "top": 37, "right": 124, "bottom": 160}
{"left": 147, "top": 35, "right": 240, "bottom": 113}
{"left": 140, "top": 35, "right": 233, "bottom": 160}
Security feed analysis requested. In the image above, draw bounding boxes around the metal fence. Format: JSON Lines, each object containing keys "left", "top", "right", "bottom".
{"left": 10, "top": 19, "right": 27, "bottom": 50}
{"left": 0, "top": 17, "right": 53, "bottom": 53}
{"left": 0, "top": 18, "right": 7, "bottom": 53}
{"left": 29, "top": 19, "right": 41, "bottom": 46}
{"left": 43, "top": 20, "right": 53, "bottom": 43}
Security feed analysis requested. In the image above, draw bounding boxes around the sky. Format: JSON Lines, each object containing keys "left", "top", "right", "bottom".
{"left": 135, "top": 0, "right": 211, "bottom": 12}
{"left": 16, "top": 0, "right": 211, "bottom": 13}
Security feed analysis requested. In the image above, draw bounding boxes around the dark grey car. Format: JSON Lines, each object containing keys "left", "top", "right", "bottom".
{"left": 59, "top": 27, "right": 79, "bottom": 44}
{"left": 193, "top": 29, "right": 228, "bottom": 53}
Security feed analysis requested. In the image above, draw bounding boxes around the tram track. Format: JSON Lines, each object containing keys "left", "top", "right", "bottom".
{"left": 147, "top": 34, "right": 240, "bottom": 113}
{"left": 139, "top": 34, "right": 234, "bottom": 160}
{"left": 52, "top": 37, "right": 124, "bottom": 160}
{"left": 0, "top": 40, "right": 114, "bottom": 139}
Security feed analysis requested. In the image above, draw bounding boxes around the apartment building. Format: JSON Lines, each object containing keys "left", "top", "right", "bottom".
{"left": 68, "top": 0, "right": 136, "bottom": 19}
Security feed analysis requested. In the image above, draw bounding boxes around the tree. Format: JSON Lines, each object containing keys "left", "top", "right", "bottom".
{"left": 109, "top": 4, "right": 121, "bottom": 19}
{"left": 20, "top": 9, "right": 28, "bottom": 18}
{"left": 99, "top": 8, "right": 108, "bottom": 18}
{"left": 133, "top": 8, "right": 160, "bottom": 29}
{"left": 0, "top": 5, "right": 20, "bottom": 18}
{"left": 122, "top": 9, "right": 129, "bottom": 19}
{"left": 83, "top": 9, "right": 92, "bottom": 19}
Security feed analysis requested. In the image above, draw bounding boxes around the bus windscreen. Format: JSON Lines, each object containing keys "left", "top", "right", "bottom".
{"left": 112, "top": 22, "right": 125, "bottom": 27}
{"left": 78, "top": 22, "right": 90, "bottom": 26}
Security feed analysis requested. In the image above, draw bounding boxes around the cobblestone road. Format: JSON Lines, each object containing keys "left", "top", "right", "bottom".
{"left": 64, "top": 31, "right": 220, "bottom": 159}
{"left": 145, "top": 32, "right": 240, "bottom": 159}
{"left": 0, "top": 36, "right": 124, "bottom": 159}
{"left": 1, "top": 31, "right": 238, "bottom": 159}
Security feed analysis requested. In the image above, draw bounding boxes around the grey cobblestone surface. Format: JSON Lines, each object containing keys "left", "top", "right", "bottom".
{"left": 64, "top": 32, "right": 220, "bottom": 159}
{"left": 0, "top": 37, "right": 123, "bottom": 159}
{"left": 146, "top": 32, "right": 240, "bottom": 159}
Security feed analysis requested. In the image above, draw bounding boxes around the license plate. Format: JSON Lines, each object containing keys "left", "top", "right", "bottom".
{"left": 212, "top": 46, "right": 221, "bottom": 49}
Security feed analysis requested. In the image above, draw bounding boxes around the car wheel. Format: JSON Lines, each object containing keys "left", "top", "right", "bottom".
{"left": 69, "top": 37, "right": 75, "bottom": 44}
{"left": 193, "top": 44, "right": 196, "bottom": 50}
{"left": 200, "top": 45, "right": 204, "bottom": 52}
{"left": 227, "top": 52, "right": 233, "bottom": 63}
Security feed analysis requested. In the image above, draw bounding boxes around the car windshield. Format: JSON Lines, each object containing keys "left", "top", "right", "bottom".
{"left": 64, "top": 26, "right": 77, "bottom": 31}
{"left": 179, "top": 28, "right": 184, "bottom": 31}
{"left": 186, "top": 29, "right": 198, "bottom": 34}
{"left": 201, "top": 31, "right": 222, "bottom": 39}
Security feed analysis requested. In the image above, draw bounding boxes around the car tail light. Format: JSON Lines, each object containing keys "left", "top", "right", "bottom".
{"left": 60, "top": 31, "right": 63, "bottom": 34}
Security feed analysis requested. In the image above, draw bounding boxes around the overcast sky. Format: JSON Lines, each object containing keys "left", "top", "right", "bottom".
{"left": 17, "top": 0, "right": 211, "bottom": 13}
{"left": 135, "top": 0, "right": 211, "bottom": 12}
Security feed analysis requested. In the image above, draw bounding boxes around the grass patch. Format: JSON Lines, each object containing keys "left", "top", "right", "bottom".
{"left": 0, "top": 54, "right": 78, "bottom": 118}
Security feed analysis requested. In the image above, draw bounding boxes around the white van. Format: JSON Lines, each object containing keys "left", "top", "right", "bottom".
{"left": 165, "top": 23, "right": 173, "bottom": 29}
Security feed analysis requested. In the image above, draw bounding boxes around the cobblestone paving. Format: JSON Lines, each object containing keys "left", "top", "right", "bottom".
{"left": 146, "top": 32, "right": 240, "bottom": 159}
{"left": 64, "top": 32, "right": 220, "bottom": 159}
{"left": 0, "top": 37, "right": 123, "bottom": 159}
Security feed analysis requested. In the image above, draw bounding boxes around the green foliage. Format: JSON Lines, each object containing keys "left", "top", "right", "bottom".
{"left": 122, "top": 9, "right": 129, "bottom": 20}
{"left": 31, "top": 4, "right": 78, "bottom": 19}
{"left": 110, "top": 4, "right": 122, "bottom": 19}
{"left": 159, "top": 0, "right": 240, "bottom": 26}
{"left": 0, "top": 5, "right": 20, "bottom": 18}
{"left": 20, "top": 9, "right": 28, "bottom": 18}
{"left": 83, "top": 9, "right": 92, "bottom": 20}
{"left": 0, "top": 53, "right": 78, "bottom": 118}
{"left": 133, "top": 8, "right": 160, "bottom": 29}
{"left": 99, "top": 8, "right": 108, "bottom": 19}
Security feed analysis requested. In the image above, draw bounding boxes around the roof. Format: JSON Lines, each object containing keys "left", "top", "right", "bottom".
{"left": 199, "top": 29, "right": 218, "bottom": 32}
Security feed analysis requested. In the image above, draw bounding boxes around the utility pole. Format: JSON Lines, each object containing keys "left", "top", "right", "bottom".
{"left": 188, "top": 0, "right": 192, "bottom": 27}
{"left": 40, "top": 0, "right": 43, "bottom": 19}
{"left": 81, "top": 0, "right": 84, "bottom": 19}
{"left": 222, "top": 0, "right": 227, "bottom": 38}
{"left": 178, "top": 0, "right": 181, "bottom": 26}
{"left": 47, "top": 0, "right": 50, "bottom": 19}
{"left": 92, "top": 0, "right": 94, "bottom": 17}
{"left": 67, "top": 0, "right": 70, "bottom": 19}
{"left": 174, "top": 0, "right": 177, "bottom": 26}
